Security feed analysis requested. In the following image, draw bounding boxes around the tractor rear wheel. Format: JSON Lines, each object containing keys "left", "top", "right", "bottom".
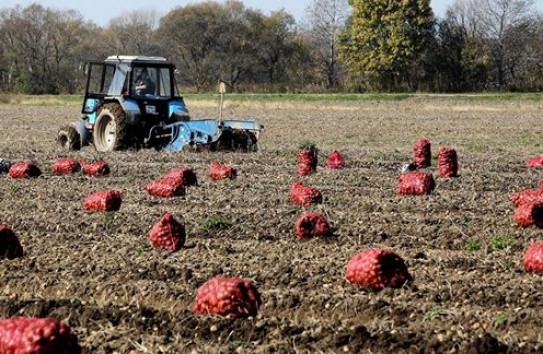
{"left": 93, "top": 103, "right": 127, "bottom": 152}
{"left": 57, "top": 125, "right": 81, "bottom": 151}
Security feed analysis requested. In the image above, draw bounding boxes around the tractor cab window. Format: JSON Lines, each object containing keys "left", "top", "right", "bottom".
{"left": 157, "top": 67, "right": 173, "bottom": 97}
{"left": 133, "top": 66, "right": 157, "bottom": 96}
{"left": 132, "top": 66, "right": 173, "bottom": 98}
{"left": 87, "top": 63, "right": 116, "bottom": 95}
{"left": 108, "top": 65, "right": 127, "bottom": 95}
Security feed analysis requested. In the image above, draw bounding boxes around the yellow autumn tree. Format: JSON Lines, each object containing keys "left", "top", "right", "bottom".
{"left": 340, "top": 0, "right": 434, "bottom": 91}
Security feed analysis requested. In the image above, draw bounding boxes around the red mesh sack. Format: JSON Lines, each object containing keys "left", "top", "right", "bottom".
{"left": 526, "top": 155, "right": 543, "bottom": 167}
{"left": 146, "top": 177, "right": 186, "bottom": 198}
{"left": 346, "top": 249, "right": 412, "bottom": 290}
{"left": 514, "top": 202, "right": 543, "bottom": 228}
{"left": 193, "top": 276, "right": 262, "bottom": 318}
{"left": 0, "top": 224, "right": 23, "bottom": 260}
{"left": 295, "top": 212, "right": 331, "bottom": 239}
{"left": 326, "top": 150, "right": 346, "bottom": 169}
{"left": 413, "top": 139, "right": 431, "bottom": 168}
{"left": 509, "top": 189, "right": 543, "bottom": 207}
{"left": 83, "top": 190, "right": 122, "bottom": 212}
{"left": 149, "top": 213, "right": 186, "bottom": 251}
{"left": 82, "top": 161, "right": 110, "bottom": 176}
{"left": 297, "top": 149, "right": 318, "bottom": 176}
{"left": 0, "top": 317, "right": 81, "bottom": 354}
{"left": 51, "top": 158, "right": 81, "bottom": 175}
{"left": 209, "top": 161, "right": 236, "bottom": 180}
{"left": 163, "top": 167, "right": 198, "bottom": 186}
{"left": 398, "top": 171, "right": 435, "bottom": 196}
{"left": 8, "top": 162, "right": 41, "bottom": 179}
{"left": 438, "top": 147, "right": 458, "bottom": 178}
{"left": 289, "top": 182, "right": 323, "bottom": 206}
{"left": 524, "top": 241, "right": 543, "bottom": 273}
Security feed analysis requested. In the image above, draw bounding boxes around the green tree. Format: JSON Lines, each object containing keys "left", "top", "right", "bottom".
{"left": 521, "top": 16, "right": 543, "bottom": 91}
{"left": 211, "top": 2, "right": 264, "bottom": 87}
{"left": 429, "top": 9, "right": 489, "bottom": 92}
{"left": 69, "top": 24, "right": 111, "bottom": 92}
{"left": 340, "top": 0, "right": 434, "bottom": 91}
{"left": 156, "top": 1, "right": 267, "bottom": 91}
{"left": 471, "top": 0, "right": 536, "bottom": 90}
{"left": 435, "top": 0, "right": 537, "bottom": 91}
{"left": 106, "top": 9, "right": 160, "bottom": 55}
{"left": 0, "top": 4, "right": 86, "bottom": 94}
{"left": 257, "top": 10, "right": 299, "bottom": 86}
{"left": 156, "top": 1, "right": 225, "bottom": 91}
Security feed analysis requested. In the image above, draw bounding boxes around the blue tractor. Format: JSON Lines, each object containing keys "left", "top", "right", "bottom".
{"left": 57, "top": 56, "right": 262, "bottom": 152}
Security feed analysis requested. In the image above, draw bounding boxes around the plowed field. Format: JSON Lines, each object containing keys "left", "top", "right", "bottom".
{"left": 1, "top": 98, "right": 543, "bottom": 353}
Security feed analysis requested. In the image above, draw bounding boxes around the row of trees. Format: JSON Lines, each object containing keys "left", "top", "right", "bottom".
{"left": 0, "top": 0, "right": 542, "bottom": 93}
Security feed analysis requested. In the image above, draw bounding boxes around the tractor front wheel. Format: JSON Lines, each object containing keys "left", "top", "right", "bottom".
{"left": 57, "top": 125, "right": 81, "bottom": 151}
{"left": 93, "top": 103, "right": 127, "bottom": 152}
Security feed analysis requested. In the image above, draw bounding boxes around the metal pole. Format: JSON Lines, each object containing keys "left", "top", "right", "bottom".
{"left": 219, "top": 82, "right": 226, "bottom": 123}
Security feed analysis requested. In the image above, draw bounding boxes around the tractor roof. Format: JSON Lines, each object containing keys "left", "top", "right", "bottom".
{"left": 104, "top": 56, "right": 171, "bottom": 65}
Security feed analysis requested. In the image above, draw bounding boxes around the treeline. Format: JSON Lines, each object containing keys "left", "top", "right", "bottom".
{"left": 0, "top": 0, "right": 542, "bottom": 94}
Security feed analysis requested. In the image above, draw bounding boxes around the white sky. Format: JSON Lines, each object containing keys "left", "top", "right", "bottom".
{"left": 1, "top": 0, "right": 542, "bottom": 26}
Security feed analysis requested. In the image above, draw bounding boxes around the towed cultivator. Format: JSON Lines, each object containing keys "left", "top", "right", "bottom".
{"left": 58, "top": 56, "right": 262, "bottom": 153}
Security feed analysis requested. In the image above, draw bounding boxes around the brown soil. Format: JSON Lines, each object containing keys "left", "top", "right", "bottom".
{"left": 1, "top": 98, "right": 543, "bottom": 353}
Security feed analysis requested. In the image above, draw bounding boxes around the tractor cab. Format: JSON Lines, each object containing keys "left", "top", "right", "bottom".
{"left": 82, "top": 56, "right": 188, "bottom": 127}
{"left": 85, "top": 56, "right": 176, "bottom": 98}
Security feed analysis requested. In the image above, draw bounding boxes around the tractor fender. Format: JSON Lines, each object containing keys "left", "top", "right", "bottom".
{"left": 71, "top": 120, "right": 91, "bottom": 146}
{"left": 118, "top": 98, "right": 142, "bottom": 126}
{"left": 169, "top": 99, "right": 190, "bottom": 122}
